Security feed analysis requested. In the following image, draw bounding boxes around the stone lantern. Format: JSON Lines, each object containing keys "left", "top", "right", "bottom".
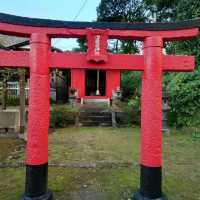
{"left": 111, "top": 87, "right": 122, "bottom": 127}
{"left": 69, "top": 87, "right": 77, "bottom": 107}
{"left": 112, "top": 87, "right": 122, "bottom": 105}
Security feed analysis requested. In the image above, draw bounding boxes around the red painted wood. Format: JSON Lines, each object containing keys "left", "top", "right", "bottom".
{"left": 163, "top": 55, "right": 195, "bottom": 72}
{"left": 0, "top": 50, "right": 194, "bottom": 72}
{"left": 50, "top": 52, "right": 144, "bottom": 70}
{"left": 87, "top": 29, "right": 108, "bottom": 62}
{"left": 0, "top": 22, "right": 198, "bottom": 41}
{"left": 71, "top": 69, "right": 85, "bottom": 98}
{"left": 106, "top": 70, "right": 121, "bottom": 98}
{"left": 0, "top": 14, "right": 199, "bottom": 199}
{"left": 110, "top": 28, "right": 199, "bottom": 41}
{"left": 26, "top": 33, "right": 50, "bottom": 165}
{"left": 71, "top": 69, "right": 120, "bottom": 99}
{"left": 51, "top": 53, "right": 195, "bottom": 71}
{"left": 0, "top": 50, "right": 29, "bottom": 67}
{"left": 141, "top": 37, "right": 163, "bottom": 167}
{"left": 0, "top": 18, "right": 198, "bottom": 171}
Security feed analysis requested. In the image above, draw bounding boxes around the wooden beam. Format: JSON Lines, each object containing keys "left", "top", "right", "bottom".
{"left": 0, "top": 13, "right": 198, "bottom": 41}
{"left": 163, "top": 55, "right": 195, "bottom": 72}
{"left": 0, "top": 50, "right": 195, "bottom": 72}
{"left": 50, "top": 52, "right": 144, "bottom": 70}
{"left": 0, "top": 50, "right": 29, "bottom": 67}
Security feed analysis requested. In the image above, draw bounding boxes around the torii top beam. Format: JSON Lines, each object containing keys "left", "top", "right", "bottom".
{"left": 0, "top": 12, "right": 199, "bottom": 41}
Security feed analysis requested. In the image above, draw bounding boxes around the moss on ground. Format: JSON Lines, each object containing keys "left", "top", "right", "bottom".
{"left": 49, "top": 127, "right": 140, "bottom": 164}
{"left": 0, "top": 138, "right": 24, "bottom": 162}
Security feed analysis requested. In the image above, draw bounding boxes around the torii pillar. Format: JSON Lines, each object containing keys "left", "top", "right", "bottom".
{"left": 134, "top": 36, "right": 164, "bottom": 199}
{"left": 134, "top": 35, "right": 196, "bottom": 199}
{"left": 23, "top": 33, "right": 53, "bottom": 200}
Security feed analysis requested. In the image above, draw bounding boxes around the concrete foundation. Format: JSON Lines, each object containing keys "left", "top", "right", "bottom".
{"left": 0, "top": 109, "right": 20, "bottom": 132}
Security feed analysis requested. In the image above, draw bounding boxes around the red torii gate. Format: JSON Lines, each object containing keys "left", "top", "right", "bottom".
{"left": 0, "top": 13, "right": 199, "bottom": 200}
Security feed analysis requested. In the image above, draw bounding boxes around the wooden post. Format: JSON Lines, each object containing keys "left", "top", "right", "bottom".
{"left": 134, "top": 37, "right": 164, "bottom": 200}
{"left": 23, "top": 33, "right": 53, "bottom": 200}
{"left": 19, "top": 68, "right": 26, "bottom": 133}
{"left": 2, "top": 69, "right": 7, "bottom": 110}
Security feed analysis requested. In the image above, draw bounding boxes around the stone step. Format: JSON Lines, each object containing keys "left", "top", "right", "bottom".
{"left": 80, "top": 112, "right": 111, "bottom": 117}
{"left": 80, "top": 121, "right": 112, "bottom": 127}
{"left": 80, "top": 120, "right": 112, "bottom": 125}
{"left": 82, "top": 98, "right": 110, "bottom": 107}
{"left": 80, "top": 115, "right": 112, "bottom": 121}
{"left": 80, "top": 107, "right": 110, "bottom": 112}
{"left": 79, "top": 105, "right": 112, "bottom": 127}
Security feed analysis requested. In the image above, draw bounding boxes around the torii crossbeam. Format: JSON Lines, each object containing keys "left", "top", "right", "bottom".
{"left": 0, "top": 13, "right": 199, "bottom": 200}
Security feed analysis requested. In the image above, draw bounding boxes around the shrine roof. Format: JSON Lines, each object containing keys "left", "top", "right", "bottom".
{"left": 0, "top": 34, "right": 28, "bottom": 49}
{"left": 0, "top": 12, "right": 200, "bottom": 31}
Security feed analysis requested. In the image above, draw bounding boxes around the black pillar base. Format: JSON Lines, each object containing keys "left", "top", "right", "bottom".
{"left": 22, "top": 163, "right": 53, "bottom": 200}
{"left": 133, "top": 191, "right": 166, "bottom": 200}
{"left": 133, "top": 165, "right": 164, "bottom": 200}
{"left": 22, "top": 189, "right": 53, "bottom": 200}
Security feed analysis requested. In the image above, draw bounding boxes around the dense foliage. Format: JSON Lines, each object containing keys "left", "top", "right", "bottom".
{"left": 96, "top": 0, "right": 200, "bottom": 127}
{"left": 97, "top": 0, "right": 146, "bottom": 22}
{"left": 164, "top": 0, "right": 200, "bottom": 127}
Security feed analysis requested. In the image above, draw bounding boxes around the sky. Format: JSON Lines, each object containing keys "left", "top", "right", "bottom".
{"left": 0, "top": 0, "right": 101, "bottom": 50}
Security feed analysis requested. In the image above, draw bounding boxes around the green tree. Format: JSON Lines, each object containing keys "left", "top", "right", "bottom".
{"left": 164, "top": 0, "right": 200, "bottom": 127}
{"left": 73, "top": 38, "right": 87, "bottom": 52}
{"left": 97, "top": 0, "right": 146, "bottom": 22}
{"left": 144, "top": 0, "right": 178, "bottom": 22}
{"left": 96, "top": 0, "right": 200, "bottom": 127}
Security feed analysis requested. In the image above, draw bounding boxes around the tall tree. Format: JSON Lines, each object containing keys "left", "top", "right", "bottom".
{"left": 96, "top": 0, "right": 200, "bottom": 127}
{"left": 164, "top": 0, "right": 200, "bottom": 127}
{"left": 97, "top": 0, "right": 145, "bottom": 22}
{"left": 144, "top": 0, "right": 178, "bottom": 22}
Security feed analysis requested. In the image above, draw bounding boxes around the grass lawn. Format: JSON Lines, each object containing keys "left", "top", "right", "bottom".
{"left": 0, "top": 127, "right": 200, "bottom": 200}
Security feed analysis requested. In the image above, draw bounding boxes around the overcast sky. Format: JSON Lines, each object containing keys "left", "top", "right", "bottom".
{"left": 0, "top": 0, "right": 101, "bottom": 50}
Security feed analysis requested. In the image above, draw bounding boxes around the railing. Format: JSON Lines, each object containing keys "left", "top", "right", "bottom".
{"left": 0, "top": 82, "right": 29, "bottom": 99}
{"left": 0, "top": 82, "right": 56, "bottom": 101}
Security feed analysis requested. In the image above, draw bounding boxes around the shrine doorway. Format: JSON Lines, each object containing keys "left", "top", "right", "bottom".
{"left": 85, "top": 69, "right": 106, "bottom": 96}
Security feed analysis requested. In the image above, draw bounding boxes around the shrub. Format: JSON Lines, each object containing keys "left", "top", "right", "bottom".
{"left": 167, "top": 71, "right": 200, "bottom": 127}
{"left": 6, "top": 97, "right": 28, "bottom": 106}
{"left": 121, "top": 71, "right": 141, "bottom": 100}
{"left": 6, "top": 97, "right": 20, "bottom": 106}
{"left": 50, "top": 105, "right": 79, "bottom": 128}
{"left": 50, "top": 98, "right": 56, "bottom": 105}
{"left": 112, "top": 101, "right": 140, "bottom": 126}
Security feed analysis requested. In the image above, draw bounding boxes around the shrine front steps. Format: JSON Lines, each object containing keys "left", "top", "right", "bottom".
{"left": 81, "top": 98, "right": 110, "bottom": 107}
{"left": 78, "top": 107, "right": 112, "bottom": 127}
